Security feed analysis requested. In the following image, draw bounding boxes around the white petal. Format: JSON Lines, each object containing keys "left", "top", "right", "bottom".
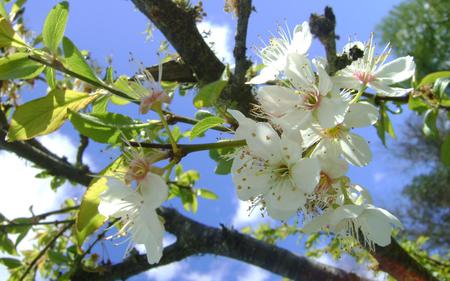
{"left": 98, "top": 178, "right": 140, "bottom": 218}
{"left": 248, "top": 66, "right": 279, "bottom": 84}
{"left": 312, "top": 138, "right": 340, "bottom": 160}
{"left": 343, "top": 102, "right": 378, "bottom": 128}
{"left": 300, "top": 127, "right": 321, "bottom": 149}
{"left": 231, "top": 153, "right": 271, "bottom": 200}
{"left": 139, "top": 173, "right": 169, "bottom": 208}
{"left": 290, "top": 158, "right": 321, "bottom": 194}
{"left": 302, "top": 212, "right": 332, "bottom": 234}
{"left": 358, "top": 209, "right": 394, "bottom": 247}
{"left": 314, "top": 59, "right": 332, "bottom": 95}
{"left": 332, "top": 75, "right": 361, "bottom": 90}
{"left": 265, "top": 180, "right": 306, "bottom": 212}
{"left": 339, "top": 133, "right": 372, "bottom": 167}
{"left": 319, "top": 157, "right": 348, "bottom": 179}
{"left": 329, "top": 204, "right": 364, "bottom": 225}
{"left": 228, "top": 109, "right": 256, "bottom": 140}
{"left": 257, "top": 85, "right": 299, "bottom": 117}
{"left": 374, "top": 56, "right": 415, "bottom": 84}
{"left": 369, "top": 81, "right": 412, "bottom": 97}
{"left": 266, "top": 205, "right": 298, "bottom": 221}
{"left": 290, "top": 22, "right": 312, "bottom": 55}
{"left": 316, "top": 96, "right": 348, "bottom": 129}
{"left": 277, "top": 109, "right": 312, "bottom": 131}
{"left": 280, "top": 133, "right": 304, "bottom": 164}
{"left": 285, "top": 53, "right": 314, "bottom": 89}
{"left": 132, "top": 208, "right": 164, "bottom": 264}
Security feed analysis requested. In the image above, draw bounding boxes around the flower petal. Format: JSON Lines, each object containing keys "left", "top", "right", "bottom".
{"left": 316, "top": 96, "right": 349, "bottom": 129}
{"left": 231, "top": 151, "right": 271, "bottom": 200}
{"left": 265, "top": 180, "right": 306, "bottom": 212}
{"left": 248, "top": 66, "right": 279, "bottom": 84}
{"left": 290, "top": 158, "right": 321, "bottom": 194}
{"left": 314, "top": 59, "right": 332, "bottom": 95}
{"left": 302, "top": 212, "right": 332, "bottom": 234}
{"left": 290, "top": 22, "right": 312, "bottom": 55}
{"left": 339, "top": 133, "right": 372, "bottom": 167}
{"left": 280, "top": 133, "right": 304, "bottom": 164}
{"left": 257, "top": 85, "right": 299, "bottom": 117}
{"left": 98, "top": 178, "right": 140, "bottom": 218}
{"left": 266, "top": 204, "right": 298, "bottom": 220}
{"left": 139, "top": 173, "right": 169, "bottom": 208}
{"left": 285, "top": 53, "right": 314, "bottom": 89}
{"left": 319, "top": 157, "right": 348, "bottom": 179}
{"left": 343, "top": 101, "right": 378, "bottom": 128}
{"left": 369, "top": 81, "right": 412, "bottom": 97}
{"left": 374, "top": 56, "right": 415, "bottom": 84}
{"left": 132, "top": 207, "right": 164, "bottom": 264}
{"left": 332, "top": 75, "right": 361, "bottom": 91}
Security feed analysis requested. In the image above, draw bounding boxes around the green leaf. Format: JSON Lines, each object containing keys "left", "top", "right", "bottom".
{"left": 193, "top": 80, "right": 227, "bottom": 108}
{"left": 0, "top": 53, "right": 45, "bottom": 80}
{"left": 196, "top": 188, "right": 218, "bottom": 200}
{"left": 76, "top": 156, "right": 126, "bottom": 246}
{"left": 408, "top": 95, "right": 429, "bottom": 113}
{"left": 433, "top": 78, "right": 450, "bottom": 100}
{"left": 69, "top": 111, "right": 149, "bottom": 144}
{"left": 418, "top": 71, "right": 450, "bottom": 87}
{"left": 0, "top": 17, "right": 26, "bottom": 48}
{"left": 62, "top": 37, "right": 102, "bottom": 84}
{"left": 195, "top": 109, "right": 214, "bottom": 120}
{"left": 92, "top": 94, "right": 109, "bottom": 113}
{"left": 209, "top": 147, "right": 234, "bottom": 175}
{"left": 190, "top": 116, "right": 225, "bottom": 140}
{"left": 0, "top": 257, "right": 21, "bottom": 269}
{"left": 441, "top": 136, "right": 450, "bottom": 167}
{"left": 7, "top": 89, "right": 97, "bottom": 141}
{"left": 42, "top": 1, "right": 69, "bottom": 54}
{"left": 423, "top": 109, "right": 439, "bottom": 139}
{"left": 45, "top": 67, "right": 57, "bottom": 89}
{"left": 375, "top": 103, "right": 396, "bottom": 146}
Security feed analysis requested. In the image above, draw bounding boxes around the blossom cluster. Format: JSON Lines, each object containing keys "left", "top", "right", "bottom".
{"left": 230, "top": 22, "right": 414, "bottom": 248}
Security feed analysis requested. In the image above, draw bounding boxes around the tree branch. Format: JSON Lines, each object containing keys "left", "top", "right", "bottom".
{"left": 73, "top": 208, "right": 369, "bottom": 281}
{"left": 131, "top": 0, "right": 224, "bottom": 83}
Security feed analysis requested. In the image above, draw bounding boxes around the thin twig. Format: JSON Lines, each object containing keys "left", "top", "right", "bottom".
{"left": 76, "top": 134, "right": 89, "bottom": 167}
{"left": 19, "top": 222, "right": 74, "bottom": 281}
{"left": 129, "top": 139, "right": 246, "bottom": 154}
{"left": 2, "top": 219, "right": 74, "bottom": 228}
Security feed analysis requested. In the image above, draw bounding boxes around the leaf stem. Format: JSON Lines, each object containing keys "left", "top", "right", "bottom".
{"left": 156, "top": 108, "right": 179, "bottom": 154}
{"left": 350, "top": 85, "right": 367, "bottom": 104}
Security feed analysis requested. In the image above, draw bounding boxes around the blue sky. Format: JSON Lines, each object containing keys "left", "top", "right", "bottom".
{"left": 0, "top": 0, "right": 420, "bottom": 280}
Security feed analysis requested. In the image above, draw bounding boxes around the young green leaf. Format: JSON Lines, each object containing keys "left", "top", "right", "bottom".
{"left": 418, "top": 71, "right": 450, "bottom": 87}
{"left": 76, "top": 156, "right": 126, "bottom": 246}
{"left": 422, "top": 109, "right": 439, "bottom": 139}
{"left": 441, "top": 136, "right": 450, "bottom": 167}
{"left": 193, "top": 80, "right": 227, "bottom": 108}
{"left": 7, "top": 89, "right": 98, "bottom": 141}
{"left": 196, "top": 188, "right": 218, "bottom": 200}
{"left": 209, "top": 147, "right": 234, "bottom": 175}
{"left": 69, "top": 111, "right": 154, "bottom": 144}
{"left": 0, "top": 17, "right": 26, "bottom": 47}
{"left": 0, "top": 257, "right": 21, "bottom": 269}
{"left": 0, "top": 53, "right": 45, "bottom": 80}
{"left": 190, "top": 116, "right": 225, "bottom": 140}
{"left": 42, "top": 1, "right": 69, "bottom": 54}
{"left": 62, "top": 37, "right": 102, "bottom": 84}
{"left": 45, "top": 67, "right": 57, "bottom": 89}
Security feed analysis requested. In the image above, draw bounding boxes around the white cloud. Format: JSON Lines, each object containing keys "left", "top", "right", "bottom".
{"left": 183, "top": 261, "right": 228, "bottom": 281}
{"left": 232, "top": 200, "right": 272, "bottom": 228}
{"left": 237, "top": 265, "right": 270, "bottom": 281}
{"left": 0, "top": 132, "right": 89, "bottom": 277}
{"left": 197, "top": 21, "right": 233, "bottom": 64}
{"left": 373, "top": 172, "right": 386, "bottom": 184}
{"left": 145, "top": 262, "right": 187, "bottom": 281}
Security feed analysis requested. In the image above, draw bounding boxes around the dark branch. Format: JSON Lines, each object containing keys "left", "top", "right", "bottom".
{"left": 74, "top": 208, "right": 369, "bottom": 281}
{"left": 146, "top": 59, "right": 196, "bottom": 83}
{"left": 309, "top": 6, "right": 338, "bottom": 74}
{"left": 131, "top": 0, "right": 224, "bottom": 83}
{"left": 76, "top": 134, "right": 89, "bottom": 167}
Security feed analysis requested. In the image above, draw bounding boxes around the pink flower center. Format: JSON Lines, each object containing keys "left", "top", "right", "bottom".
{"left": 139, "top": 90, "right": 171, "bottom": 114}
{"left": 353, "top": 71, "right": 375, "bottom": 84}
{"left": 125, "top": 157, "right": 151, "bottom": 183}
{"left": 301, "top": 91, "right": 321, "bottom": 111}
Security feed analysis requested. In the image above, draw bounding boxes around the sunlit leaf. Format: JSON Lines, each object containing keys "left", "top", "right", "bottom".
{"left": 42, "top": 1, "right": 69, "bottom": 54}
{"left": 7, "top": 89, "right": 97, "bottom": 141}
{"left": 193, "top": 80, "right": 227, "bottom": 108}
{"left": 190, "top": 116, "right": 225, "bottom": 140}
{"left": 0, "top": 53, "right": 45, "bottom": 80}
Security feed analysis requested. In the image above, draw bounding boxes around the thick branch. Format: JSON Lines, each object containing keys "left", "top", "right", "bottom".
{"left": 146, "top": 59, "right": 196, "bottom": 83}
{"left": 74, "top": 208, "right": 369, "bottom": 281}
{"left": 131, "top": 0, "right": 224, "bottom": 83}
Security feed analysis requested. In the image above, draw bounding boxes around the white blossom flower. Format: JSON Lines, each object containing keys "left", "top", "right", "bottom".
{"left": 98, "top": 176, "right": 168, "bottom": 264}
{"left": 257, "top": 54, "right": 349, "bottom": 129}
{"left": 303, "top": 203, "right": 402, "bottom": 248}
{"left": 333, "top": 35, "right": 415, "bottom": 97}
{"left": 300, "top": 101, "right": 379, "bottom": 167}
{"left": 249, "top": 22, "right": 312, "bottom": 84}
{"left": 229, "top": 109, "right": 321, "bottom": 220}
